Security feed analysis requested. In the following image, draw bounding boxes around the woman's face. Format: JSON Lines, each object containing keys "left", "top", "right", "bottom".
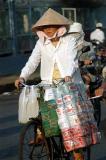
{"left": 42, "top": 26, "right": 59, "bottom": 38}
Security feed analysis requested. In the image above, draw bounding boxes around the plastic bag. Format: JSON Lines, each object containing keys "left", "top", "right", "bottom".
{"left": 18, "top": 85, "right": 39, "bottom": 124}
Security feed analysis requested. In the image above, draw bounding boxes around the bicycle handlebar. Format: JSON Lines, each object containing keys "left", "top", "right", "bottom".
{"left": 20, "top": 82, "right": 52, "bottom": 88}
{"left": 20, "top": 81, "right": 102, "bottom": 100}
{"left": 19, "top": 79, "right": 65, "bottom": 89}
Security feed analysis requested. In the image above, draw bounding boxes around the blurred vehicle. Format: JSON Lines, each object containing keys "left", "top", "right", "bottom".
{"left": 79, "top": 44, "right": 103, "bottom": 126}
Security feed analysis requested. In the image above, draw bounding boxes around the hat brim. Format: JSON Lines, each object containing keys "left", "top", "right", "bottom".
{"left": 32, "top": 24, "right": 70, "bottom": 33}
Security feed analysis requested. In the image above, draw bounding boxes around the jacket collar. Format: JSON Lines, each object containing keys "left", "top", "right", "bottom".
{"left": 44, "top": 37, "right": 65, "bottom": 45}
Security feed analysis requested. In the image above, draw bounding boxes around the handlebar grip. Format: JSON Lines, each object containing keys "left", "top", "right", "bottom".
{"left": 18, "top": 82, "right": 26, "bottom": 89}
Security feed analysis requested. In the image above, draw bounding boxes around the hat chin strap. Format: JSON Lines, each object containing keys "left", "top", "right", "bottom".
{"left": 36, "top": 26, "right": 67, "bottom": 41}
{"left": 57, "top": 26, "right": 67, "bottom": 37}
{"left": 49, "top": 26, "right": 67, "bottom": 39}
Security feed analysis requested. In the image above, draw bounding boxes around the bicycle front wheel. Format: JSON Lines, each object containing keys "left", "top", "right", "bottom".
{"left": 19, "top": 120, "right": 50, "bottom": 160}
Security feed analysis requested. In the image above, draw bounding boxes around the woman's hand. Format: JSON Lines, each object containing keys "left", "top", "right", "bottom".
{"left": 15, "top": 77, "right": 25, "bottom": 89}
{"left": 64, "top": 76, "right": 72, "bottom": 82}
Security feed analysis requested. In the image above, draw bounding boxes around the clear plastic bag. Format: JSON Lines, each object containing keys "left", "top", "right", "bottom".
{"left": 18, "top": 85, "right": 39, "bottom": 124}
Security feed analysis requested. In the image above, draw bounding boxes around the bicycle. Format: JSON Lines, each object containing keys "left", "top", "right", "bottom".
{"left": 19, "top": 82, "right": 92, "bottom": 160}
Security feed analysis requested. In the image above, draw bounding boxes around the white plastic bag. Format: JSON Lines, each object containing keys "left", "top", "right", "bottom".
{"left": 18, "top": 85, "right": 39, "bottom": 124}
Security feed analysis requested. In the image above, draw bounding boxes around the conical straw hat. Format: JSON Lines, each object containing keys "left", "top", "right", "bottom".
{"left": 32, "top": 8, "right": 72, "bottom": 32}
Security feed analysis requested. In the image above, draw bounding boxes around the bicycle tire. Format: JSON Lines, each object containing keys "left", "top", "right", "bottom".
{"left": 19, "top": 119, "right": 51, "bottom": 160}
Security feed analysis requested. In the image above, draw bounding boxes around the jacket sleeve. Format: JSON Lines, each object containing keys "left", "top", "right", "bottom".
{"left": 59, "top": 36, "right": 78, "bottom": 77}
{"left": 20, "top": 40, "right": 41, "bottom": 81}
{"left": 68, "top": 37, "right": 79, "bottom": 76}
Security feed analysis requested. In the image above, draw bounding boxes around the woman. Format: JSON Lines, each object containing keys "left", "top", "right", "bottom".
{"left": 15, "top": 8, "right": 100, "bottom": 160}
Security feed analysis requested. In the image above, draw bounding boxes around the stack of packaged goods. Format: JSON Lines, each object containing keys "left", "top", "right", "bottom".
{"left": 53, "top": 82, "right": 101, "bottom": 152}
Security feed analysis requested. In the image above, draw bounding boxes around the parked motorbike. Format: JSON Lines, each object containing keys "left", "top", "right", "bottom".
{"left": 79, "top": 44, "right": 103, "bottom": 126}
{"left": 91, "top": 39, "right": 106, "bottom": 99}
